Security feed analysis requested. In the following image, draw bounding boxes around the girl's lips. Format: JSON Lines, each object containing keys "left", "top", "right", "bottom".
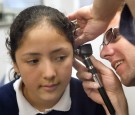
{"left": 41, "top": 84, "right": 58, "bottom": 92}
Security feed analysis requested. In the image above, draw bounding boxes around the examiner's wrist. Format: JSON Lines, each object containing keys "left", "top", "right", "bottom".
{"left": 102, "top": 91, "right": 128, "bottom": 115}
{"left": 111, "top": 92, "right": 128, "bottom": 115}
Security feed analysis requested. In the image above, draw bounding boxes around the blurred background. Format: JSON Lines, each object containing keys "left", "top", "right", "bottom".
{"left": 0, "top": 0, "right": 135, "bottom": 114}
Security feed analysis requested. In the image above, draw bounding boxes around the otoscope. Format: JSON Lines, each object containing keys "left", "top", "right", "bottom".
{"left": 75, "top": 44, "right": 115, "bottom": 115}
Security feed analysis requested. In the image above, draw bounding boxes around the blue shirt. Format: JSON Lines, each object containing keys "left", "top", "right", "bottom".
{"left": 0, "top": 77, "right": 106, "bottom": 115}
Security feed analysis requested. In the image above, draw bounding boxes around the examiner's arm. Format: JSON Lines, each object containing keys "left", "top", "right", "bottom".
{"left": 92, "top": 0, "right": 123, "bottom": 22}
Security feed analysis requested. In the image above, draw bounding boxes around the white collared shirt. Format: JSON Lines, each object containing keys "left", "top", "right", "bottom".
{"left": 13, "top": 78, "right": 71, "bottom": 115}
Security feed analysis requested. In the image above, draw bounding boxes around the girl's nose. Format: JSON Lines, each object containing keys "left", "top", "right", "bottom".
{"left": 41, "top": 61, "right": 56, "bottom": 80}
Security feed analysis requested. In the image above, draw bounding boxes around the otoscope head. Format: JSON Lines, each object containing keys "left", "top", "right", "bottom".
{"left": 75, "top": 44, "right": 93, "bottom": 58}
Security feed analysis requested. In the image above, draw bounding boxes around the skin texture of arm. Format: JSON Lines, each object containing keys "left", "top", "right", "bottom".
{"left": 92, "top": 0, "right": 123, "bottom": 21}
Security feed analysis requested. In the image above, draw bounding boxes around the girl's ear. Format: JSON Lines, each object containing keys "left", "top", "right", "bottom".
{"left": 13, "top": 63, "right": 20, "bottom": 74}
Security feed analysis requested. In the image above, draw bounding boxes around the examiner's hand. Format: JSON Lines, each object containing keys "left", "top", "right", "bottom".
{"left": 73, "top": 56, "right": 128, "bottom": 115}
{"left": 68, "top": 5, "right": 109, "bottom": 46}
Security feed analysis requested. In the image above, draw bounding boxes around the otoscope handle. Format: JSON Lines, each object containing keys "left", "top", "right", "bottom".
{"left": 98, "top": 87, "right": 115, "bottom": 115}
{"left": 83, "top": 56, "right": 115, "bottom": 115}
{"left": 83, "top": 56, "right": 97, "bottom": 74}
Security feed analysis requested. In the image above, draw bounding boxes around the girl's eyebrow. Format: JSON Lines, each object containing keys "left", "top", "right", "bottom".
{"left": 51, "top": 48, "right": 66, "bottom": 53}
{"left": 22, "top": 47, "right": 68, "bottom": 57}
{"left": 22, "top": 53, "right": 41, "bottom": 57}
{"left": 50, "top": 47, "right": 70, "bottom": 55}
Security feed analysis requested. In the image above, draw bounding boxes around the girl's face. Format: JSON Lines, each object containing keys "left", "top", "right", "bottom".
{"left": 100, "top": 35, "right": 135, "bottom": 86}
{"left": 14, "top": 24, "right": 74, "bottom": 110}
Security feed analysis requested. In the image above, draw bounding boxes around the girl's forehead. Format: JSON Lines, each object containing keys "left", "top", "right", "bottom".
{"left": 16, "top": 31, "right": 73, "bottom": 57}
{"left": 26, "top": 21, "right": 63, "bottom": 35}
{"left": 20, "top": 26, "right": 68, "bottom": 46}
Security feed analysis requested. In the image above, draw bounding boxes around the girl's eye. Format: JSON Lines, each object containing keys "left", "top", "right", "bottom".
{"left": 56, "top": 56, "right": 66, "bottom": 62}
{"left": 27, "top": 59, "right": 39, "bottom": 64}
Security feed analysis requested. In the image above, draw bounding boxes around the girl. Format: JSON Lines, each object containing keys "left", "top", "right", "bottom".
{"left": 0, "top": 5, "right": 105, "bottom": 115}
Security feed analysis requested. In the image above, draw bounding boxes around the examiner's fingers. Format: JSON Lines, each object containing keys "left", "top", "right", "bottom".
{"left": 74, "top": 34, "right": 91, "bottom": 46}
{"left": 83, "top": 80, "right": 100, "bottom": 89}
{"left": 76, "top": 70, "right": 92, "bottom": 81}
{"left": 73, "top": 59, "right": 86, "bottom": 71}
{"left": 89, "top": 56, "right": 113, "bottom": 74}
{"left": 75, "top": 28, "right": 83, "bottom": 37}
{"left": 67, "top": 12, "right": 77, "bottom": 21}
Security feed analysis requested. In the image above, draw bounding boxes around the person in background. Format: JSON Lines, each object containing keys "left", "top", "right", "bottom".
{"left": 0, "top": 5, "right": 106, "bottom": 115}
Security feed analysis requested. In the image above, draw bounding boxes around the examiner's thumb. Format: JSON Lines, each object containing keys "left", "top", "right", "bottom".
{"left": 89, "top": 55, "right": 109, "bottom": 72}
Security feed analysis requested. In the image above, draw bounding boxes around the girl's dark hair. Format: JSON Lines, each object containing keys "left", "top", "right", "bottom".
{"left": 5, "top": 5, "right": 75, "bottom": 78}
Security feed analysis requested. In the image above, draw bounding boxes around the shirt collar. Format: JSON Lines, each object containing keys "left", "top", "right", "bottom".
{"left": 13, "top": 78, "right": 71, "bottom": 115}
